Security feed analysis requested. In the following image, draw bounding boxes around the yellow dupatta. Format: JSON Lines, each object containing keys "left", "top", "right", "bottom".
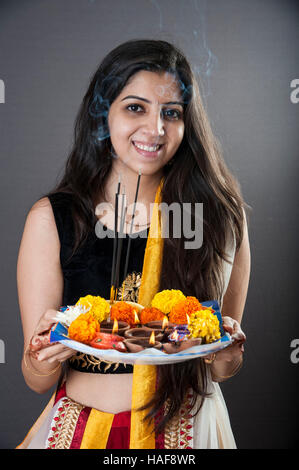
{"left": 130, "top": 178, "right": 164, "bottom": 449}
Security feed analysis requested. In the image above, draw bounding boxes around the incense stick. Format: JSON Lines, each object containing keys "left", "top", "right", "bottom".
{"left": 114, "top": 187, "right": 127, "bottom": 301}
{"left": 110, "top": 174, "right": 121, "bottom": 304}
{"left": 121, "top": 170, "right": 142, "bottom": 300}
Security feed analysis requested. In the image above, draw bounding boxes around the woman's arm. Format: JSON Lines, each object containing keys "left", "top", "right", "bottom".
{"left": 210, "top": 209, "right": 251, "bottom": 381}
{"left": 17, "top": 197, "right": 73, "bottom": 394}
{"left": 221, "top": 209, "right": 251, "bottom": 324}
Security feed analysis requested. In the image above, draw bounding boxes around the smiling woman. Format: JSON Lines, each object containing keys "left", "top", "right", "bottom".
{"left": 17, "top": 39, "right": 249, "bottom": 449}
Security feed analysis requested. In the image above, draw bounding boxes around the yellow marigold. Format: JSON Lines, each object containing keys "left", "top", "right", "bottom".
{"left": 68, "top": 312, "right": 100, "bottom": 344}
{"left": 188, "top": 310, "right": 221, "bottom": 344}
{"left": 76, "top": 295, "right": 110, "bottom": 323}
{"left": 139, "top": 307, "right": 165, "bottom": 324}
{"left": 110, "top": 301, "right": 139, "bottom": 327}
{"left": 169, "top": 296, "right": 202, "bottom": 325}
{"left": 151, "top": 289, "right": 186, "bottom": 315}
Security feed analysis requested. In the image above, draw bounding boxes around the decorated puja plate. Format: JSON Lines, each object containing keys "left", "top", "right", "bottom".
{"left": 49, "top": 295, "right": 233, "bottom": 365}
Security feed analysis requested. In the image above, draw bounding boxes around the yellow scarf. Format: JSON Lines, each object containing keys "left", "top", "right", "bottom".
{"left": 130, "top": 177, "right": 164, "bottom": 449}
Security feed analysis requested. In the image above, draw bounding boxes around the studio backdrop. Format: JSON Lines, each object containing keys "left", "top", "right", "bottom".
{"left": 0, "top": 0, "right": 298, "bottom": 449}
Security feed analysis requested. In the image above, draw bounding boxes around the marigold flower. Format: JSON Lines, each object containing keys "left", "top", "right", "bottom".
{"left": 139, "top": 307, "right": 165, "bottom": 324}
{"left": 110, "top": 301, "right": 139, "bottom": 327}
{"left": 151, "top": 289, "right": 186, "bottom": 315}
{"left": 68, "top": 312, "right": 100, "bottom": 344}
{"left": 76, "top": 295, "right": 110, "bottom": 323}
{"left": 169, "top": 296, "right": 202, "bottom": 325}
{"left": 188, "top": 310, "right": 221, "bottom": 344}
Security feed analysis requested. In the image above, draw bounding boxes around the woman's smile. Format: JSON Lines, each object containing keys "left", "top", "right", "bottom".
{"left": 132, "top": 139, "right": 164, "bottom": 160}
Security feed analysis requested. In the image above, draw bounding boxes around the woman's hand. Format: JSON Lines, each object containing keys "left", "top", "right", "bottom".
{"left": 205, "top": 316, "right": 246, "bottom": 382}
{"left": 218, "top": 315, "right": 246, "bottom": 361}
{"left": 28, "top": 308, "right": 75, "bottom": 365}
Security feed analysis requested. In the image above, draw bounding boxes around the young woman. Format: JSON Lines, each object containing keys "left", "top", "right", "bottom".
{"left": 17, "top": 39, "right": 250, "bottom": 449}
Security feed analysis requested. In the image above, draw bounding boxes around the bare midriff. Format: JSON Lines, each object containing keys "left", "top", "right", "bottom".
{"left": 65, "top": 369, "right": 133, "bottom": 414}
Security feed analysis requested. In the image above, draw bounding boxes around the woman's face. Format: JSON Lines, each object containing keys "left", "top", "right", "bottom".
{"left": 108, "top": 70, "right": 185, "bottom": 177}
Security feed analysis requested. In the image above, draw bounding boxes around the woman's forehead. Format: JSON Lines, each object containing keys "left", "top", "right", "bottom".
{"left": 117, "top": 70, "right": 183, "bottom": 103}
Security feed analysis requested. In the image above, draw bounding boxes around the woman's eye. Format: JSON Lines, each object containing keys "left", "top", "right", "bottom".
{"left": 162, "top": 109, "right": 182, "bottom": 120}
{"left": 127, "top": 104, "right": 143, "bottom": 113}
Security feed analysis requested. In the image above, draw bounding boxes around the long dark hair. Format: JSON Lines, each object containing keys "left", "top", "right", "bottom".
{"left": 48, "top": 39, "right": 246, "bottom": 432}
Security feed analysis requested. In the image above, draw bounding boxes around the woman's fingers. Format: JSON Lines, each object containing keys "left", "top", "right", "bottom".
{"left": 35, "top": 343, "right": 73, "bottom": 362}
{"left": 222, "top": 316, "right": 234, "bottom": 334}
{"left": 215, "top": 316, "right": 246, "bottom": 362}
{"left": 47, "top": 349, "right": 76, "bottom": 363}
{"left": 231, "top": 321, "right": 246, "bottom": 343}
{"left": 33, "top": 309, "right": 59, "bottom": 335}
{"left": 28, "top": 309, "right": 60, "bottom": 353}
{"left": 222, "top": 316, "right": 246, "bottom": 343}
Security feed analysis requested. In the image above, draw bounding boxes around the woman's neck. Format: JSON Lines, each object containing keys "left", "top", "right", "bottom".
{"left": 98, "top": 163, "right": 163, "bottom": 229}
{"left": 103, "top": 165, "right": 162, "bottom": 209}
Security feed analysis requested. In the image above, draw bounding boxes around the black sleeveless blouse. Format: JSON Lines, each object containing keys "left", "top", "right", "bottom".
{"left": 48, "top": 192, "right": 149, "bottom": 374}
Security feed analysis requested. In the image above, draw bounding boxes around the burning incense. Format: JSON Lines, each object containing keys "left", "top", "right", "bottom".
{"left": 114, "top": 187, "right": 127, "bottom": 301}
{"left": 121, "top": 169, "right": 142, "bottom": 300}
{"left": 110, "top": 174, "right": 121, "bottom": 304}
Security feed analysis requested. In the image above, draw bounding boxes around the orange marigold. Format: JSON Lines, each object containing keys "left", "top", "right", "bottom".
{"left": 169, "top": 296, "right": 202, "bottom": 325}
{"left": 139, "top": 307, "right": 165, "bottom": 324}
{"left": 68, "top": 312, "right": 100, "bottom": 344}
{"left": 110, "top": 301, "right": 139, "bottom": 327}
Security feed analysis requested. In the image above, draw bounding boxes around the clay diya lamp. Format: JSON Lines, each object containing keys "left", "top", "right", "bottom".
{"left": 162, "top": 325, "right": 202, "bottom": 354}
{"left": 124, "top": 331, "right": 162, "bottom": 353}
{"left": 124, "top": 327, "right": 163, "bottom": 342}
{"left": 162, "top": 338, "right": 202, "bottom": 354}
{"left": 124, "top": 338, "right": 162, "bottom": 353}
{"left": 99, "top": 318, "right": 130, "bottom": 337}
{"left": 144, "top": 317, "right": 175, "bottom": 339}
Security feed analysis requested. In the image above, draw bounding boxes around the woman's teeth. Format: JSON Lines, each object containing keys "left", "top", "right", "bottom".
{"left": 133, "top": 142, "right": 161, "bottom": 152}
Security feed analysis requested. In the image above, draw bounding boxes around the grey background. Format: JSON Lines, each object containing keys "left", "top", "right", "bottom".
{"left": 0, "top": 0, "right": 298, "bottom": 449}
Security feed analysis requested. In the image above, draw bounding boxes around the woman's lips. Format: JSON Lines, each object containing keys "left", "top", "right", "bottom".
{"left": 132, "top": 141, "right": 164, "bottom": 159}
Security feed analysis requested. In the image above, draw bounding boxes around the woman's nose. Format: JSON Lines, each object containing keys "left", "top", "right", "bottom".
{"left": 143, "top": 109, "right": 165, "bottom": 137}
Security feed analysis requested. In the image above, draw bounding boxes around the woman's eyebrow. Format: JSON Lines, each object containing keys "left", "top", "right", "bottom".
{"left": 121, "top": 95, "right": 184, "bottom": 107}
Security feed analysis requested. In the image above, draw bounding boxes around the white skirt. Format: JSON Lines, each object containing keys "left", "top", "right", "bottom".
{"left": 17, "top": 372, "right": 236, "bottom": 449}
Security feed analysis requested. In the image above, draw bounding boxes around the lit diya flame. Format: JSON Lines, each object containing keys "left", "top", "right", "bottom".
{"left": 172, "top": 329, "right": 179, "bottom": 342}
{"left": 149, "top": 330, "right": 156, "bottom": 345}
{"left": 186, "top": 314, "right": 190, "bottom": 325}
{"left": 112, "top": 318, "right": 118, "bottom": 334}
{"left": 134, "top": 310, "right": 140, "bottom": 325}
{"left": 162, "top": 316, "right": 168, "bottom": 330}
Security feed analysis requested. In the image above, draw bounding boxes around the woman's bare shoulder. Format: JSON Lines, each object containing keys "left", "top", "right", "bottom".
{"left": 28, "top": 196, "right": 53, "bottom": 216}
{"left": 21, "top": 196, "right": 59, "bottom": 248}
{"left": 26, "top": 197, "right": 56, "bottom": 227}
